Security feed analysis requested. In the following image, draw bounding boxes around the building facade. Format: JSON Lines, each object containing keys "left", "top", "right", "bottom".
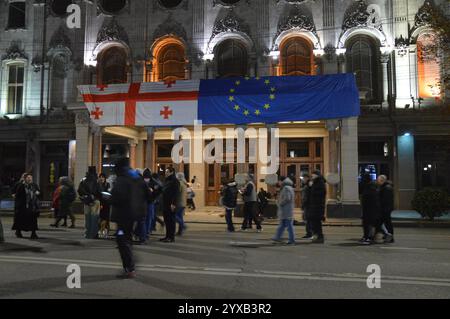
{"left": 0, "top": 0, "right": 449, "bottom": 214}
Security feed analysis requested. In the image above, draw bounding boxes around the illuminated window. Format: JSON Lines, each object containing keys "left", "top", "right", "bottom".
{"left": 157, "top": 44, "right": 186, "bottom": 81}
{"left": 346, "top": 36, "right": 378, "bottom": 102}
{"left": 216, "top": 39, "right": 248, "bottom": 78}
{"left": 417, "top": 32, "right": 441, "bottom": 98}
{"left": 280, "top": 37, "right": 313, "bottom": 76}
{"left": 7, "top": 64, "right": 24, "bottom": 114}
{"left": 8, "top": 1, "right": 26, "bottom": 29}
{"left": 98, "top": 47, "right": 128, "bottom": 85}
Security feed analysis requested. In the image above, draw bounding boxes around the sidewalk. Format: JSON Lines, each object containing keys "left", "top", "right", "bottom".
{"left": 2, "top": 206, "right": 450, "bottom": 228}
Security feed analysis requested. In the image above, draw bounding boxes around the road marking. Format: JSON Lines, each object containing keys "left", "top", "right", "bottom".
{"left": 1, "top": 255, "right": 450, "bottom": 288}
{"left": 380, "top": 247, "right": 428, "bottom": 251}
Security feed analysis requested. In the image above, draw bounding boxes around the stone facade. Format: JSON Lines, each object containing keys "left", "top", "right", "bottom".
{"left": 0, "top": 0, "right": 449, "bottom": 212}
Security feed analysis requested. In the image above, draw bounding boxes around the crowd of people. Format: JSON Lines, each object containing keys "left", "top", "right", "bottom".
{"left": 0, "top": 159, "right": 396, "bottom": 278}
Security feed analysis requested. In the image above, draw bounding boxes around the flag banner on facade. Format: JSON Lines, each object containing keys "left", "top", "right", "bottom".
{"left": 78, "top": 74, "right": 360, "bottom": 126}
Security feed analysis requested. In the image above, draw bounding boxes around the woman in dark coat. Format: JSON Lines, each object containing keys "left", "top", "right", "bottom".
{"left": 12, "top": 173, "right": 41, "bottom": 239}
{"left": 308, "top": 170, "right": 327, "bottom": 243}
{"left": 359, "top": 173, "right": 381, "bottom": 244}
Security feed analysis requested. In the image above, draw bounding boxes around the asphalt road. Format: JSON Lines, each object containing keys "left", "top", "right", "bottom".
{"left": 0, "top": 217, "right": 450, "bottom": 299}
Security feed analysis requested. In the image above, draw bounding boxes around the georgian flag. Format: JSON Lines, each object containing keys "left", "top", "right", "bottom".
{"left": 78, "top": 80, "right": 199, "bottom": 126}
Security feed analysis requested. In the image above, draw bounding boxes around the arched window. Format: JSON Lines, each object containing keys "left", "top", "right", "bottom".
{"left": 98, "top": 46, "right": 128, "bottom": 85}
{"left": 157, "top": 43, "right": 186, "bottom": 81}
{"left": 216, "top": 39, "right": 248, "bottom": 78}
{"left": 346, "top": 36, "right": 378, "bottom": 102}
{"left": 280, "top": 37, "right": 313, "bottom": 76}
{"left": 417, "top": 32, "right": 441, "bottom": 98}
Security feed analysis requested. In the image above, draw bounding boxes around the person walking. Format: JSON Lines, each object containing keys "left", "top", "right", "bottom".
{"left": 272, "top": 177, "right": 296, "bottom": 245}
{"left": 175, "top": 172, "right": 188, "bottom": 236}
{"left": 308, "top": 170, "right": 327, "bottom": 244}
{"left": 50, "top": 180, "right": 62, "bottom": 227}
{"left": 98, "top": 173, "right": 111, "bottom": 238}
{"left": 78, "top": 166, "right": 102, "bottom": 239}
{"left": 186, "top": 184, "right": 196, "bottom": 211}
{"left": 377, "top": 175, "right": 395, "bottom": 243}
{"left": 300, "top": 173, "right": 313, "bottom": 239}
{"left": 142, "top": 169, "right": 161, "bottom": 239}
{"left": 257, "top": 188, "right": 270, "bottom": 220}
{"left": 240, "top": 174, "right": 262, "bottom": 232}
{"left": 52, "top": 177, "right": 76, "bottom": 228}
{"left": 111, "top": 157, "right": 147, "bottom": 279}
{"left": 160, "top": 167, "right": 180, "bottom": 242}
{"left": 221, "top": 179, "right": 238, "bottom": 232}
{"left": 150, "top": 173, "right": 165, "bottom": 232}
{"left": 12, "top": 173, "right": 41, "bottom": 239}
{"left": 359, "top": 172, "right": 382, "bottom": 245}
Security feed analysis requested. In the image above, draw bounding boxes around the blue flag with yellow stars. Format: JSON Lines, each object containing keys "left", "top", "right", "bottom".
{"left": 198, "top": 73, "right": 360, "bottom": 124}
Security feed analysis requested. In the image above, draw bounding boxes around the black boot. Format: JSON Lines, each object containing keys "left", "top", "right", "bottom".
{"left": 15, "top": 230, "right": 23, "bottom": 238}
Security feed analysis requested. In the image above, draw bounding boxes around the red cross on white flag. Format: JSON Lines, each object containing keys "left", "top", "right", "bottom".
{"left": 78, "top": 80, "right": 199, "bottom": 126}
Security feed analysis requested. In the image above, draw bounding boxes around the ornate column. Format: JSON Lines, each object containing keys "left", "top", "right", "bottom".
{"left": 129, "top": 139, "right": 138, "bottom": 169}
{"left": 325, "top": 120, "right": 339, "bottom": 204}
{"left": 74, "top": 111, "right": 93, "bottom": 185}
{"left": 381, "top": 53, "right": 390, "bottom": 107}
{"left": 145, "top": 127, "right": 154, "bottom": 170}
{"left": 91, "top": 125, "right": 103, "bottom": 175}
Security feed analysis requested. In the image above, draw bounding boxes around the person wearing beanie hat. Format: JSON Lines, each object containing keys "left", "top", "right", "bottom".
{"left": 78, "top": 166, "right": 101, "bottom": 239}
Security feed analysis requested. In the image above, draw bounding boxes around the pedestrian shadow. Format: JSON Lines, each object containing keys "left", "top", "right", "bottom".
{"left": 0, "top": 242, "right": 46, "bottom": 253}
{"left": 30, "top": 237, "right": 84, "bottom": 247}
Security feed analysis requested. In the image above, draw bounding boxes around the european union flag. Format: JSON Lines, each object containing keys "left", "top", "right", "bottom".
{"left": 198, "top": 73, "right": 360, "bottom": 125}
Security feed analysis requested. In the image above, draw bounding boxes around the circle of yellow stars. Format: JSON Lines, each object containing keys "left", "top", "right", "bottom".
{"left": 228, "top": 76, "right": 277, "bottom": 117}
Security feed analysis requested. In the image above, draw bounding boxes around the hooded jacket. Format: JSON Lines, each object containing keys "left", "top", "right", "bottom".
{"left": 221, "top": 182, "right": 238, "bottom": 209}
{"left": 277, "top": 178, "right": 295, "bottom": 220}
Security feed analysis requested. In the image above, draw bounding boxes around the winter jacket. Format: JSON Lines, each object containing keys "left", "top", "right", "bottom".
{"left": 221, "top": 182, "right": 238, "bottom": 209}
{"left": 301, "top": 182, "right": 310, "bottom": 213}
{"left": 162, "top": 174, "right": 180, "bottom": 212}
{"left": 77, "top": 174, "right": 102, "bottom": 205}
{"left": 177, "top": 181, "right": 187, "bottom": 209}
{"left": 59, "top": 179, "right": 76, "bottom": 217}
{"left": 307, "top": 176, "right": 327, "bottom": 220}
{"left": 52, "top": 186, "right": 62, "bottom": 210}
{"left": 242, "top": 181, "right": 257, "bottom": 203}
{"left": 111, "top": 168, "right": 147, "bottom": 225}
{"left": 360, "top": 180, "right": 381, "bottom": 223}
{"left": 277, "top": 178, "right": 295, "bottom": 220}
{"left": 379, "top": 181, "right": 394, "bottom": 217}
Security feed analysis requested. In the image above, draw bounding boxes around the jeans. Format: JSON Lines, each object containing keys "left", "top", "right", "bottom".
{"left": 84, "top": 201, "right": 100, "bottom": 239}
{"left": 116, "top": 221, "right": 135, "bottom": 273}
{"left": 145, "top": 203, "right": 155, "bottom": 236}
{"left": 273, "top": 219, "right": 295, "bottom": 243}
{"left": 225, "top": 208, "right": 235, "bottom": 232}
{"left": 176, "top": 207, "right": 185, "bottom": 232}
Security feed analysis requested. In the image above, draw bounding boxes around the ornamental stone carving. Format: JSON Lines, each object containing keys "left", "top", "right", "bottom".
{"left": 1, "top": 41, "right": 28, "bottom": 61}
{"left": 272, "top": 6, "right": 318, "bottom": 50}
{"left": 210, "top": 9, "right": 250, "bottom": 40}
{"left": 153, "top": 13, "right": 188, "bottom": 42}
{"left": 342, "top": 0, "right": 383, "bottom": 33}
{"left": 413, "top": 0, "right": 434, "bottom": 30}
{"left": 96, "top": 18, "right": 129, "bottom": 45}
{"left": 49, "top": 25, "right": 71, "bottom": 50}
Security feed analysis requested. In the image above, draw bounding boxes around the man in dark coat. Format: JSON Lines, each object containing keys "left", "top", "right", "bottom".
{"left": 359, "top": 173, "right": 382, "bottom": 244}
{"left": 53, "top": 177, "right": 76, "bottom": 228}
{"left": 12, "top": 173, "right": 41, "bottom": 239}
{"left": 78, "top": 166, "right": 102, "bottom": 239}
{"left": 377, "top": 175, "right": 395, "bottom": 243}
{"left": 160, "top": 167, "right": 180, "bottom": 242}
{"left": 308, "top": 170, "right": 327, "bottom": 243}
{"left": 111, "top": 157, "right": 147, "bottom": 279}
{"left": 300, "top": 173, "right": 313, "bottom": 239}
{"left": 221, "top": 179, "right": 238, "bottom": 232}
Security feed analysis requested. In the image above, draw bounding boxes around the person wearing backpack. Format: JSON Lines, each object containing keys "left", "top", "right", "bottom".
{"left": 78, "top": 166, "right": 102, "bottom": 239}
{"left": 52, "top": 177, "right": 76, "bottom": 228}
{"left": 221, "top": 179, "right": 238, "bottom": 232}
{"left": 111, "top": 157, "right": 147, "bottom": 279}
